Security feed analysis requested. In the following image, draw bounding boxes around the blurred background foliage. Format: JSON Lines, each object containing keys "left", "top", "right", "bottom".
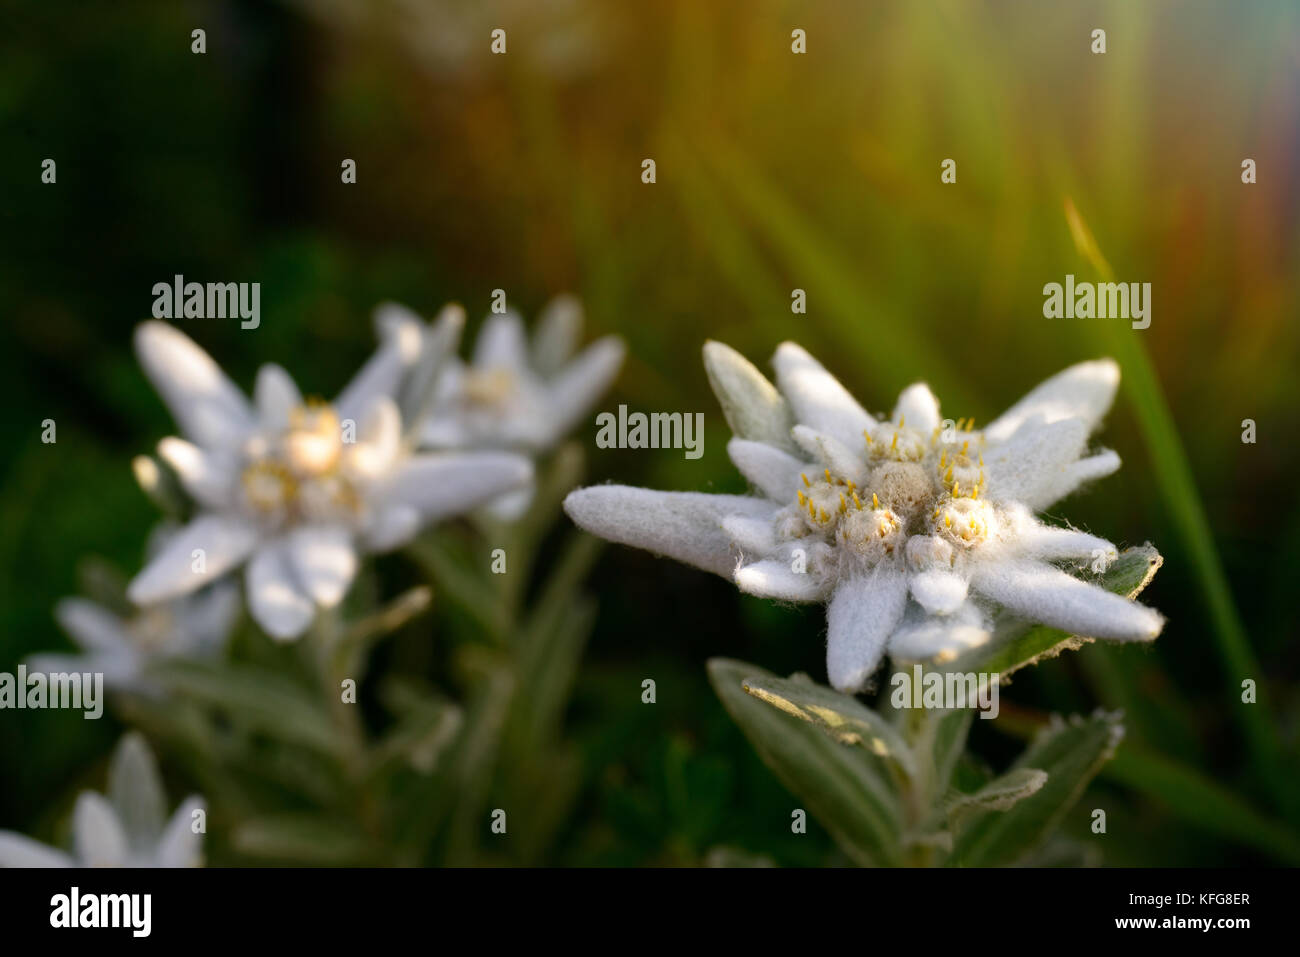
{"left": 2, "top": 0, "right": 1299, "bottom": 865}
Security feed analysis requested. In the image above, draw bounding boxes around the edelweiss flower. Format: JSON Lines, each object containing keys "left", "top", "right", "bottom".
{"left": 0, "top": 734, "right": 204, "bottom": 867}
{"left": 126, "top": 313, "right": 533, "bottom": 640}
{"left": 31, "top": 581, "right": 238, "bottom": 695}
{"left": 422, "top": 295, "right": 624, "bottom": 453}
{"left": 421, "top": 295, "right": 623, "bottom": 518}
{"left": 565, "top": 341, "right": 1164, "bottom": 692}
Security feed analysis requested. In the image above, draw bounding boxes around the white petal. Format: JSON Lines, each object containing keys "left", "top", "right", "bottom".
{"left": 27, "top": 651, "right": 138, "bottom": 690}
{"left": 564, "top": 485, "right": 774, "bottom": 578}
{"left": 152, "top": 797, "right": 205, "bottom": 867}
{"left": 54, "top": 598, "right": 132, "bottom": 655}
{"left": 772, "top": 342, "right": 877, "bottom": 450}
{"left": 128, "top": 515, "right": 260, "bottom": 604}
{"left": 909, "top": 568, "right": 969, "bottom": 615}
{"left": 334, "top": 307, "right": 424, "bottom": 423}
{"left": 361, "top": 504, "right": 423, "bottom": 552}
{"left": 1035, "top": 449, "right": 1122, "bottom": 510}
{"left": 181, "top": 580, "right": 241, "bottom": 652}
{"left": 727, "top": 438, "right": 806, "bottom": 502}
{"left": 735, "top": 558, "right": 825, "bottom": 600}
{"left": 971, "top": 558, "right": 1164, "bottom": 641}
{"left": 825, "top": 564, "right": 909, "bottom": 692}
{"left": 790, "top": 425, "right": 870, "bottom": 486}
{"left": 982, "top": 418, "right": 1089, "bottom": 510}
{"left": 984, "top": 358, "right": 1120, "bottom": 442}
{"left": 157, "top": 437, "right": 234, "bottom": 509}
{"left": 108, "top": 734, "right": 167, "bottom": 850}
{"left": 287, "top": 526, "right": 358, "bottom": 608}
{"left": 892, "top": 382, "right": 941, "bottom": 434}
{"left": 73, "top": 792, "right": 129, "bottom": 867}
{"left": 253, "top": 363, "right": 302, "bottom": 432}
{"left": 348, "top": 396, "right": 403, "bottom": 479}
{"left": 1003, "top": 506, "right": 1117, "bottom": 564}
{"left": 483, "top": 487, "right": 535, "bottom": 522}
{"left": 703, "top": 340, "right": 797, "bottom": 450}
{"left": 889, "top": 602, "right": 992, "bottom": 662}
{"left": 0, "top": 833, "right": 73, "bottom": 867}
{"left": 386, "top": 452, "right": 534, "bottom": 521}
{"left": 245, "top": 540, "right": 316, "bottom": 641}
{"left": 472, "top": 312, "right": 529, "bottom": 372}
{"left": 421, "top": 415, "right": 473, "bottom": 450}
{"left": 720, "top": 515, "right": 778, "bottom": 555}
{"left": 134, "top": 321, "right": 255, "bottom": 449}
{"left": 532, "top": 294, "right": 583, "bottom": 375}
{"left": 400, "top": 304, "right": 465, "bottom": 431}
{"left": 546, "top": 336, "right": 625, "bottom": 440}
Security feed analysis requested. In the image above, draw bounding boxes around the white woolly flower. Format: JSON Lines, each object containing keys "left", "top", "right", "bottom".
{"left": 0, "top": 734, "right": 204, "bottom": 867}
{"left": 31, "top": 583, "right": 238, "bottom": 696}
{"left": 564, "top": 341, "right": 1164, "bottom": 693}
{"left": 423, "top": 295, "right": 624, "bottom": 453}
{"left": 126, "top": 312, "right": 533, "bottom": 641}
{"left": 421, "top": 295, "right": 624, "bottom": 518}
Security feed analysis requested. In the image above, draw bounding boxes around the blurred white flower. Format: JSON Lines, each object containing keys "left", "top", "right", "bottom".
{"left": 565, "top": 341, "right": 1164, "bottom": 692}
{"left": 0, "top": 734, "right": 204, "bottom": 867}
{"left": 126, "top": 311, "right": 533, "bottom": 640}
{"left": 421, "top": 295, "right": 623, "bottom": 519}
{"left": 30, "top": 581, "right": 238, "bottom": 696}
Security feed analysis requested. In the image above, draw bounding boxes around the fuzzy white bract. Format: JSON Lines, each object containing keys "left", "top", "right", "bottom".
{"left": 0, "top": 734, "right": 204, "bottom": 867}
{"left": 564, "top": 341, "right": 1164, "bottom": 692}
{"left": 126, "top": 312, "right": 533, "bottom": 640}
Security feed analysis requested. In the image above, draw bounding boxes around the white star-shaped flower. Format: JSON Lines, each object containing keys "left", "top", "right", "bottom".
{"left": 126, "top": 312, "right": 533, "bottom": 640}
{"left": 31, "top": 583, "right": 237, "bottom": 696}
{"left": 420, "top": 295, "right": 623, "bottom": 519}
{"left": 421, "top": 295, "right": 624, "bottom": 455}
{"left": 564, "top": 341, "right": 1164, "bottom": 692}
{"left": 0, "top": 734, "right": 204, "bottom": 867}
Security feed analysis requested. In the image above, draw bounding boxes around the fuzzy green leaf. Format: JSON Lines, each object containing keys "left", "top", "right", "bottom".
{"left": 947, "top": 710, "right": 1123, "bottom": 867}
{"left": 740, "top": 672, "right": 915, "bottom": 780}
{"left": 708, "top": 658, "right": 903, "bottom": 866}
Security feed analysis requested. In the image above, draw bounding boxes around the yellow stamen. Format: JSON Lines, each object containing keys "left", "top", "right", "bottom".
{"left": 797, "top": 489, "right": 806, "bottom": 505}
{"left": 863, "top": 430, "right": 873, "bottom": 445}
{"left": 824, "top": 468, "right": 833, "bottom": 484}
{"left": 872, "top": 492, "right": 880, "bottom": 509}
{"left": 898, "top": 414, "right": 905, "bottom": 427}
{"left": 801, "top": 473, "right": 810, "bottom": 487}
{"left": 890, "top": 431, "right": 898, "bottom": 451}
{"left": 952, "top": 481, "right": 960, "bottom": 496}
{"left": 852, "top": 491, "right": 863, "bottom": 509}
